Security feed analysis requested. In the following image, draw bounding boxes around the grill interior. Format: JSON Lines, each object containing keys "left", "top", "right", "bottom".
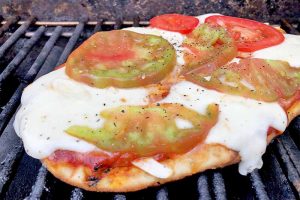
{"left": 0, "top": 15, "right": 299, "bottom": 200}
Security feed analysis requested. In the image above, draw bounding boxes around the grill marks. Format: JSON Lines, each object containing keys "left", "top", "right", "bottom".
{"left": 0, "top": 16, "right": 299, "bottom": 199}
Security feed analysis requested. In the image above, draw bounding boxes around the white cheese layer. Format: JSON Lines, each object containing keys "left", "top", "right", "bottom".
{"left": 252, "top": 34, "right": 300, "bottom": 67}
{"left": 14, "top": 69, "right": 287, "bottom": 175}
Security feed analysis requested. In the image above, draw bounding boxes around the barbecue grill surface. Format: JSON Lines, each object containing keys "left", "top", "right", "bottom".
{"left": 0, "top": 16, "right": 299, "bottom": 200}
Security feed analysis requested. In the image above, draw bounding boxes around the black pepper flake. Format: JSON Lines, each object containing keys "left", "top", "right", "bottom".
{"left": 121, "top": 110, "right": 125, "bottom": 113}
{"left": 113, "top": 122, "right": 117, "bottom": 127}
{"left": 103, "top": 168, "right": 111, "bottom": 174}
{"left": 103, "top": 103, "right": 106, "bottom": 106}
{"left": 156, "top": 103, "right": 160, "bottom": 106}
{"left": 93, "top": 163, "right": 103, "bottom": 171}
{"left": 46, "top": 137, "right": 50, "bottom": 140}
{"left": 87, "top": 176, "right": 99, "bottom": 187}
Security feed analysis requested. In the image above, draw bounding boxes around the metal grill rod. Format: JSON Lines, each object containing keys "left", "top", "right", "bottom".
{"left": 0, "top": 16, "right": 36, "bottom": 59}
{"left": 0, "top": 16, "right": 20, "bottom": 37}
{"left": 249, "top": 170, "right": 270, "bottom": 200}
{"left": 275, "top": 140, "right": 300, "bottom": 194}
{"left": 268, "top": 153, "right": 297, "bottom": 200}
{"left": 26, "top": 166, "right": 47, "bottom": 200}
{"left": 212, "top": 172, "right": 226, "bottom": 200}
{"left": 156, "top": 187, "right": 168, "bottom": 200}
{"left": 56, "top": 22, "right": 86, "bottom": 66}
{"left": 197, "top": 174, "right": 211, "bottom": 200}
{"left": 0, "top": 26, "right": 45, "bottom": 85}
{"left": 22, "top": 26, "right": 62, "bottom": 83}
{"left": 1, "top": 20, "right": 150, "bottom": 26}
{"left": 70, "top": 188, "right": 83, "bottom": 200}
{"left": 279, "top": 133, "right": 300, "bottom": 174}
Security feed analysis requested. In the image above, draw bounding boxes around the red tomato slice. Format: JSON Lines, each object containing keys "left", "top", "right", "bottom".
{"left": 150, "top": 14, "right": 199, "bottom": 34}
{"left": 66, "top": 30, "right": 176, "bottom": 88}
{"left": 205, "top": 15, "right": 284, "bottom": 52}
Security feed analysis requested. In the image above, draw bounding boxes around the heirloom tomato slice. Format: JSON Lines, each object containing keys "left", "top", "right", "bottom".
{"left": 66, "top": 103, "right": 219, "bottom": 156}
{"left": 66, "top": 30, "right": 176, "bottom": 88}
{"left": 186, "top": 58, "right": 300, "bottom": 102}
{"left": 182, "top": 24, "right": 237, "bottom": 74}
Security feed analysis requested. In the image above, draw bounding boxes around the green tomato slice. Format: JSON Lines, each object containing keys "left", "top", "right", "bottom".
{"left": 66, "top": 103, "right": 219, "bottom": 156}
{"left": 182, "top": 24, "right": 237, "bottom": 74}
{"left": 186, "top": 58, "right": 300, "bottom": 102}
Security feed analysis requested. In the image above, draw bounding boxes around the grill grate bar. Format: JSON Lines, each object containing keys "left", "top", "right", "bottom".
{"left": 114, "top": 194, "right": 127, "bottom": 200}
{"left": 70, "top": 188, "right": 83, "bottom": 200}
{"left": 0, "top": 16, "right": 36, "bottom": 59}
{"left": 197, "top": 174, "right": 211, "bottom": 200}
{"left": 56, "top": 22, "right": 86, "bottom": 66}
{"left": 156, "top": 187, "right": 169, "bottom": 200}
{"left": 26, "top": 166, "right": 48, "bottom": 200}
{"left": 1, "top": 20, "right": 150, "bottom": 26}
{"left": 133, "top": 15, "right": 140, "bottom": 27}
{"left": 212, "top": 172, "right": 226, "bottom": 200}
{"left": 274, "top": 139, "right": 300, "bottom": 195}
{"left": 280, "top": 19, "right": 300, "bottom": 34}
{"left": 0, "top": 26, "right": 45, "bottom": 85}
{"left": 92, "top": 20, "right": 104, "bottom": 34}
{"left": 22, "top": 26, "right": 62, "bottom": 83}
{"left": 0, "top": 85, "right": 25, "bottom": 133}
{"left": 267, "top": 153, "right": 297, "bottom": 200}
{"left": 278, "top": 133, "right": 300, "bottom": 174}
{"left": 0, "top": 116, "right": 23, "bottom": 194}
{"left": 114, "top": 19, "right": 123, "bottom": 30}
{"left": 249, "top": 170, "right": 270, "bottom": 200}
{"left": 0, "top": 16, "right": 20, "bottom": 37}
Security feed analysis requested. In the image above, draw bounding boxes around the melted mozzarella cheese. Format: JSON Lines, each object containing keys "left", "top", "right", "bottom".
{"left": 175, "top": 118, "right": 194, "bottom": 129}
{"left": 14, "top": 68, "right": 150, "bottom": 158}
{"left": 252, "top": 34, "right": 300, "bottom": 67}
{"left": 132, "top": 158, "right": 173, "bottom": 178}
{"left": 159, "top": 81, "right": 287, "bottom": 175}
{"left": 195, "top": 13, "right": 222, "bottom": 24}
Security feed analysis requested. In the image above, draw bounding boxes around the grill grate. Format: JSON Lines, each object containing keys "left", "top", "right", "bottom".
{"left": 0, "top": 15, "right": 299, "bottom": 200}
